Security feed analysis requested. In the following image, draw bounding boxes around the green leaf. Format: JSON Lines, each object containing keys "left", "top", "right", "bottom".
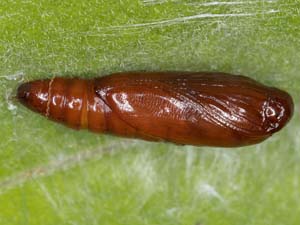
{"left": 0, "top": 0, "right": 299, "bottom": 224}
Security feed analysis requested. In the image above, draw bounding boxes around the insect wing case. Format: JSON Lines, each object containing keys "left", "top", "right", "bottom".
{"left": 94, "top": 72, "right": 293, "bottom": 147}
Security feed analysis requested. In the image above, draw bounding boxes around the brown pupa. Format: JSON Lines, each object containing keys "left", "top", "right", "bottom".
{"left": 17, "top": 72, "right": 294, "bottom": 147}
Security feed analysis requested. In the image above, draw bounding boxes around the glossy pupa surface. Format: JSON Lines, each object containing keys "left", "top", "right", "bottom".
{"left": 17, "top": 72, "right": 294, "bottom": 147}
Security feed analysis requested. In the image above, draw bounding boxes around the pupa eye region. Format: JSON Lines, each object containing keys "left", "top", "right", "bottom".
{"left": 17, "top": 72, "right": 294, "bottom": 147}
